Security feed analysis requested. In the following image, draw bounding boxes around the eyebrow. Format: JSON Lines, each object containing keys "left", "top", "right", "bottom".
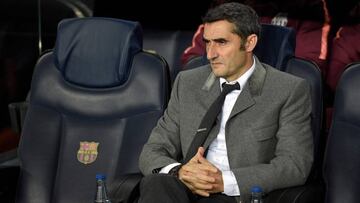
{"left": 202, "top": 37, "right": 228, "bottom": 43}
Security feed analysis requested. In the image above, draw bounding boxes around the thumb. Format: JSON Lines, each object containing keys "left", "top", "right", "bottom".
{"left": 197, "top": 147, "right": 205, "bottom": 157}
{"left": 189, "top": 147, "right": 205, "bottom": 163}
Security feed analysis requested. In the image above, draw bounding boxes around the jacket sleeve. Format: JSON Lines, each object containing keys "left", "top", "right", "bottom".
{"left": 139, "top": 73, "right": 183, "bottom": 175}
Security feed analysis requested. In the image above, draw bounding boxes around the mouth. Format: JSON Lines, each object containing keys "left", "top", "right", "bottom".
{"left": 211, "top": 62, "right": 222, "bottom": 66}
{"left": 210, "top": 62, "right": 223, "bottom": 69}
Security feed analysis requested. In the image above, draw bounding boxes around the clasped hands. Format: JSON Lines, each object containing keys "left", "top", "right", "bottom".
{"left": 178, "top": 147, "right": 224, "bottom": 197}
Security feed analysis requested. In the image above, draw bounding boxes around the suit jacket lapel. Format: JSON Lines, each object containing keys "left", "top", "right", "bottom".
{"left": 229, "top": 56, "right": 267, "bottom": 119}
{"left": 198, "top": 70, "right": 221, "bottom": 149}
{"left": 228, "top": 85, "right": 255, "bottom": 119}
{"left": 199, "top": 70, "right": 221, "bottom": 109}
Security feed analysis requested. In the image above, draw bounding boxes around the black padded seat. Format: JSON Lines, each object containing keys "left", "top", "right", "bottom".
{"left": 15, "top": 17, "right": 170, "bottom": 203}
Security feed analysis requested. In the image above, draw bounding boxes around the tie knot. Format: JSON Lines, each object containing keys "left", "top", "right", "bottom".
{"left": 221, "top": 82, "right": 240, "bottom": 95}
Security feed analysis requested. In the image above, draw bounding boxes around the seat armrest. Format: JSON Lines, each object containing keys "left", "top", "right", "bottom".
{"left": 109, "top": 173, "right": 143, "bottom": 203}
{"left": 265, "top": 181, "right": 324, "bottom": 203}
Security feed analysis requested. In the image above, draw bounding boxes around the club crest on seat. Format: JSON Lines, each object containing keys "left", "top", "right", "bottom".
{"left": 77, "top": 141, "right": 99, "bottom": 164}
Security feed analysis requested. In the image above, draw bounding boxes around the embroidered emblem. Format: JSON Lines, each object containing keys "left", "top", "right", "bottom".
{"left": 77, "top": 141, "right": 99, "bottom": 164}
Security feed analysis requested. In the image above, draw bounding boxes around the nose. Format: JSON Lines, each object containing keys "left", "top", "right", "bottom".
{"left": 206, "top": 43, "right": 218, "bottom": 61}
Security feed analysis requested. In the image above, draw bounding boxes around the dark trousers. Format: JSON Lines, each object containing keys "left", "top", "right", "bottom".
{"left": 138, "top": 174, "right": 237, "bottom": 203}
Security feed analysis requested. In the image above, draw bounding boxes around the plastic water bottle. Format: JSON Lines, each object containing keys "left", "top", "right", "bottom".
{"left": 250, "top": 186, "right": 263, "bottom": 203}
{"left": 94, "top": 173, "right": 112, "bottom": 203}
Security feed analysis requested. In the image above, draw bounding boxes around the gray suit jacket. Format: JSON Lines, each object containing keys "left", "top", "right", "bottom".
{"left": 139, "top": 57, "right": 313, "bottom": 202}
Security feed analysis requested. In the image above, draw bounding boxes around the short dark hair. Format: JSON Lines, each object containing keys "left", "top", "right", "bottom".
{"left": 203, "top": 2, "right": 261, "bottom": 41}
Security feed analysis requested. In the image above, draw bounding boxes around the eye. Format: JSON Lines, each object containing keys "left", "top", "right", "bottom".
{"left": 203, "top": 38, "right": 210, "bottom": 45}
{"left": 215, "top": 39, "right": 228, "bottom": 46}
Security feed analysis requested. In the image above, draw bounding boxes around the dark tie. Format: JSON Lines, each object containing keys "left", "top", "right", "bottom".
{"left": 184, "top": 82, "right": 240, "bottom": 163}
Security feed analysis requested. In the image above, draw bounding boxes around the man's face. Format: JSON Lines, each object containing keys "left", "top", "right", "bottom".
{"left": 203, "top": 20, "right": 253, "bottom": 82}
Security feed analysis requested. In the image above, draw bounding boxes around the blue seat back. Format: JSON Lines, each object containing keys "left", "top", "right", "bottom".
{"left": 254, "top": 24, "right": 295, "bottom": 70}
{"left": 16, "top": 17, "right": 170, "bottom": 203}
{"left": 324, "top": 62, "right": 360, "bottom": 203}
{"left": 285, "top": 58, "right": 324, "bottom": 180}
{"left": 143, "top": 30, "right": 193, "bottom": 83}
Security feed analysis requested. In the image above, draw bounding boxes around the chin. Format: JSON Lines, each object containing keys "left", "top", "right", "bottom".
{"left": 212, "top": 71, "right": 225, "bottom": 78}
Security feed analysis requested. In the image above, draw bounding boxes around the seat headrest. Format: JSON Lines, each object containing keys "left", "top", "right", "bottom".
{"left": 254, "top": 24, "right": 295, "bottom": 70}
{"left": 54, "top": 17, "right": 143, "bottom": 88}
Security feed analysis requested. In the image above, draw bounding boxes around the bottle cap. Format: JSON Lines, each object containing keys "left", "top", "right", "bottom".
{"left": 96, "top": 173, "right": 106, "bottom": 180}
{"left": 251, "top": 186, "right": 263, "bottom": 193}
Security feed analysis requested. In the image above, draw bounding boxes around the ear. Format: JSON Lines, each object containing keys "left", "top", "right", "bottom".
{"left": 245, "top": 34, "right": 258, "bottom": 52}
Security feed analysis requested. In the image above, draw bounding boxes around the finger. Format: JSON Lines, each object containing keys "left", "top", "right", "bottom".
{"left": 182, "top": 161, "right": 219, "bottom": 178}
{"left": 194, "top": 189, "right": 210, "bottom": 197}
{"left": 197, "top": 155, "right": 213, "bottom": 166}
{"left": 179, "top": 178, "right": 200, "bottom": 194}
{"left": 189, "top": 147, "right": 205, "bottom": 164}
{"left": 195, "top": 173, "right": 216, "bottom": 183}
{"left": 196, "top": 161, "right": 218, "bottom": 173}
{"left": 181, "top": 162, "right": 201, "bottom": 174}
{"left": 181, "top": 174, "right": 211, "bottom": 186}
{"left": 179, "top": 178, "right": 194, "bottom": 190}
{"left": 180, "top": 174, "right": 214, "bottom": 190}
{"left": 182, "top": 164, "right": 216, "bottom": 179}
{"left": 197, "top": 154, "right": 209, "bottom": 164}
{"left": 197, "top": 147, "right": 205, "bottom": 157}
{"left": 207, "top": 183, "right": 224, "bottom": 194}
{"left": 189, "top": 151, "right": 202, "bottom": 164}
{"left": 182, "top": 160, "right": 211, "bottom": 173}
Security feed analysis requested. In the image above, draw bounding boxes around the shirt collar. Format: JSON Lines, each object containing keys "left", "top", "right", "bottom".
{"left": 219, "top": 56, "right": 256, "bottom": 90}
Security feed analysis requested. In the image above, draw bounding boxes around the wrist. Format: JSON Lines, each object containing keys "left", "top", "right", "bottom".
{"left": 168, "top": 164, "right": 182, "bottom": 177}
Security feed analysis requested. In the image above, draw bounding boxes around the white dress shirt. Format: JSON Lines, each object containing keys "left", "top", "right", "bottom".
{"left": 161, "top": 57, "right": 256, "bottom": 196}
{"left": 206, "top": 58, "right": 255, "bottom": 196}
